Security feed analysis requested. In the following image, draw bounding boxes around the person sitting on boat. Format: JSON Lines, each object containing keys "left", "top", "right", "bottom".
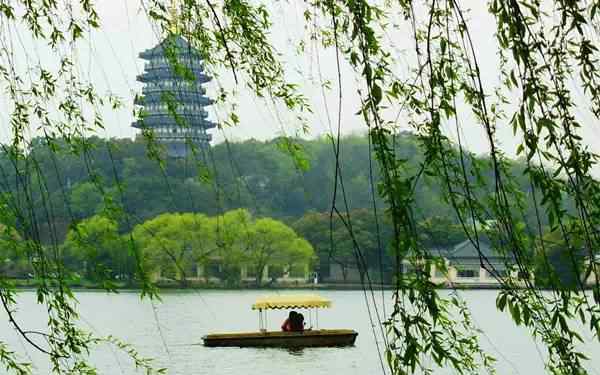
{"left": 290, "top": 312, "right": 305, "bottom": 332}
{"left": 281, "top": 311, "right": 297, "bottom": 332}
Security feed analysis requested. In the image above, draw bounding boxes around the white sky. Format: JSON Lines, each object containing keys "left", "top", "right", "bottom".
{"left": 1, "top": 0, "right": 599, "bottom": 162}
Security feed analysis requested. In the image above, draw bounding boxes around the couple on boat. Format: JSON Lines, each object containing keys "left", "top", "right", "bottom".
{"left": 281, "top": 310, "right": 305, "bottom": 332}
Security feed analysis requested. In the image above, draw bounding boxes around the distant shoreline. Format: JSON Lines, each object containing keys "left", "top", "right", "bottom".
{"left": 8, "top": 280, "right": 534, "bottom": 291}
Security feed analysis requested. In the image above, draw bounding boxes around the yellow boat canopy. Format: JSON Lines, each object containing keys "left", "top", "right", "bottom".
{"left": 252, "top": 294, "right": 332, "bottom": 310}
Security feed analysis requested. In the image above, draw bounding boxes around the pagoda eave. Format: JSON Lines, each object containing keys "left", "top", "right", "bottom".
{"left": 132, "top": 119, "right": 217, "bottom": 129}
{"left": 137, "top": 113, "right": 211, "bottom": 121}
{"left": 136, "top": 93, "right": 214, "bottom": 106}
{"left": 136, "top": 72, "right": 211, "bottom": 84}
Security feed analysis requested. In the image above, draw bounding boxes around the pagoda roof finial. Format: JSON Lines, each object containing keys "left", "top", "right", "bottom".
{"left": 169, "top": 0, "right": 180, "bottom": 34}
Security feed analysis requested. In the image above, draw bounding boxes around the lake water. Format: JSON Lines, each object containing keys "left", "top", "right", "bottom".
{"left": 1, "top": 289, "right": 599, "bottom": 375}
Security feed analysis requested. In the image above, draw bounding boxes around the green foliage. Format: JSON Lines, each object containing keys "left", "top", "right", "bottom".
{"left": 63, "top": 215, "right": 128, "bottom": 285}
{"left": 535, "top": 222, "right": 588, "bottom": 289}
{"left": 127, "top": 209, "right": 314, "bottom": 287}
{"left": 69, "top": 182, "right": 104, "bottom": 219}
{"left": 244, "top": 216, "right": 314, "bottom": 285}
{"left": 101, "top": 335, "right": 167, "bottom": 374}
{"left": 0, "top": 223, "right": 30, "bottom": 279}
{"left": 307, "top": 0, "right": 600, "bottom": 373}
{"left": 0, "top": 342, "right": 31, "bottom": 375}
{"left": 215, "top": 209, "right": 315, "bottom": 286}
{"left": 13, "top": 133, "right": 514, "bottom": 237}
{"left": 2, "top": 0, "right": 600, "bottom": 373}
{"left": 48, "top": 208, "right": 316, "bottom": 290}
{"left": 132, "top": 212, "right": 217, "bottom": 286}
{"left": 417, "top": 216, "right": 465, "bottom": 249}
{"left": 293, "top": 209, "right": 393, "bottom": 282}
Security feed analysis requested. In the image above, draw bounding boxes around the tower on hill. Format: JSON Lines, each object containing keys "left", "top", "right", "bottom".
{"left": 133, "top": 33, "right": 215, "bottom": 158}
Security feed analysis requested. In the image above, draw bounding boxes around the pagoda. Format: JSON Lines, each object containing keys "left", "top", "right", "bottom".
{"left": 133, "top": 29, "right": 215, "bottom": 158}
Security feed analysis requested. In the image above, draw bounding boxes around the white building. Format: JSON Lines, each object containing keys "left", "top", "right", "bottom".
{"left": 421, "top": 240, "right": 530, "bottom": 287}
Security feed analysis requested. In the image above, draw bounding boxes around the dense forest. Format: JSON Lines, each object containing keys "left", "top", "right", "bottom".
{"left": 0, "top": 132, "right": 581, "bottom": 286}
{"left": 2, "top": 132, "right": 536, "bottom": 238}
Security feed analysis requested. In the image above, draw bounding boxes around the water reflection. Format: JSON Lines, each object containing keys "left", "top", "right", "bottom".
{"left": 287, "top": 347, "right": 304, "bottom": 356}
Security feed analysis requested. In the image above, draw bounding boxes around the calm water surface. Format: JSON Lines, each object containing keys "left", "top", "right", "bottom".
{"left": 1, "top": 290, "right": 599, "bottom": 374}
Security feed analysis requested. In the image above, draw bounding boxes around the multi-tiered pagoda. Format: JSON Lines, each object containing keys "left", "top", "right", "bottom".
{"left": 133, "top": 35, "right": 215, "bottom": 158}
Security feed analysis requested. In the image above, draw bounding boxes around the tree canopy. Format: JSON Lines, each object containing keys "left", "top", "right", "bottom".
{"left": 132, "top": 212, "right": 218, "bottom": 285}
{"left": 63, "top": 215, "right": 126, "bottom": 284}
{"left": 59, "top": 210, "right": 316, "bottom": 288}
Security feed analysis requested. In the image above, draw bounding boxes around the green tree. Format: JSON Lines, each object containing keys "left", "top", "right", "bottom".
{"left": 417, "top": 216, "right": 465, "bottom": 249}
{"left": 69, "top": 182, "right": 104, "bottom": 219}
{"left": 132, "top": 212, "right": 217, "bottom": 286}
{"left": 215, "top": 209, "right": 315, "bottom": 286}
{"left": 0, "top": 223, "right": 30, "bottom": 279}
{"left": 63, "top": 215, "right": 127, "bottom": 283}
{"left": 294, "top": 209, "right": 391, "bottom": 282}
{"left": 536, "top": 223, "right": 587, "bottom": 289}
{"left": 244, "top": 217, "right": 314, "bottom": 286}
{"left": 215, "top": 209, "right": 254, "bottom": 285}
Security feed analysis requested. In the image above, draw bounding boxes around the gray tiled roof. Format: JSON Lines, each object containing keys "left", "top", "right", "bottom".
{"left": 435, "top": 239, "right": 516, "bottom": 266}
{"left": 446, "top": 239, "right": 500, "bottom": 259}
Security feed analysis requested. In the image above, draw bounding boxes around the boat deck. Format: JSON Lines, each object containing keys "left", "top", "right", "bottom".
{"left": 203, "top": 329, "right": 358, "bottom": 348}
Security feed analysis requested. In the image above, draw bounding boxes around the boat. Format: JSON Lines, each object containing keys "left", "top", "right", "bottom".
{"left": 202, "top": 294, "right": 358, "bottom": 348}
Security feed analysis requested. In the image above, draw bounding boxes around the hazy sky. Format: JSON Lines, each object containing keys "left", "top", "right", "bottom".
{"left": 2, "top": 1, "right": 599, "bottom": 162}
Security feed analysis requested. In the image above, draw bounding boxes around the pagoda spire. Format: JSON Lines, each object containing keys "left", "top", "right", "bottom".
{"left": 168, "top": 0, "right": 180, "bottom": 34}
